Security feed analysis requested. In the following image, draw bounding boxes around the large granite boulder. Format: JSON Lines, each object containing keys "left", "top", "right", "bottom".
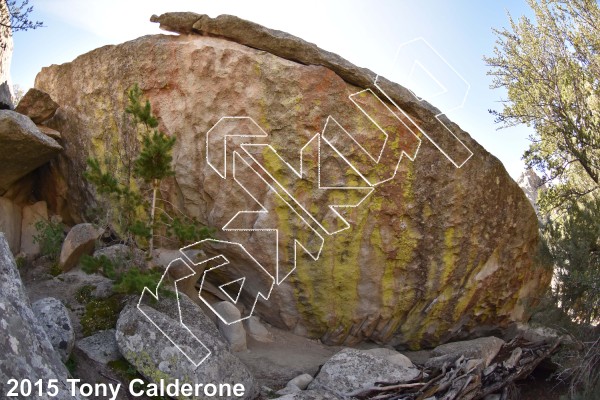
{"left": 34, "top": 13, "right": 551, "bottom": 348}
{"left": 0, "top": 233, "right": 82, "bottom": 399}
{"left": 0, "top": 110, "right": 63, "bottom": 194}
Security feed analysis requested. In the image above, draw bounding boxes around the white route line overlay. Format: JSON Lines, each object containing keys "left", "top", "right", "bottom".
{"left": 375, "top": 37, "right": 473, "bottom": 168}
{"left": 138, "top": 60, "right": 474, "bottom": 365}
{"left": 180, "top": 239, "right": 275, "bottom": 326}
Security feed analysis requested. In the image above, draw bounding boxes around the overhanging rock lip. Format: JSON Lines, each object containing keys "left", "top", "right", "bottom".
{"left": 149, "top": 12, "right": 446, "bottom": 122}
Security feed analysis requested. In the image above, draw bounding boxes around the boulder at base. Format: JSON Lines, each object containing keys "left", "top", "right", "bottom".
{"left": 115, "top": 293, "right": 258, "bottom": 399}
{"left": 59, "top": 223, "right": 103, "bottom": 272}
{"left": 35, "top": 13, "right": 551, "bottom": 348}
{"left": 0, "top": 233, "right": 82, "bottom": 399}
{"left": 307, "top": 348, "right": 420, "bottom": 397}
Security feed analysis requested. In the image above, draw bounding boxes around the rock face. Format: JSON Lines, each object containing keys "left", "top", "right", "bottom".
{"left": 0, "top": 233, "right": 82, "bottom": 399}
{"left": 32, "top": 297, "right": 75, "bottom": 362}
{"left": 59, "top": 223, "right": 103, "bottom": 271}
{"left": 74, "top": 329, "right": 121, "bottom": 365}
{"left": 0, "top": 197, "right": 21, "bottom": 254}
{"left": 20, "top": 200, "right": 48, "bottom": 257}
{"left": 116, "top": 294, "right": 258, "bottom": 399}
{"left": 35, "top": 13, "right": 551, "bottom": 348}
{"left": 15, "top": 88, "right": 59, "bottom": 123}
{"left": 0, "top": 110, "right": 63, "bottom": 194}
{"left": 213, "top": 301, "right": 247, "bottom": 352}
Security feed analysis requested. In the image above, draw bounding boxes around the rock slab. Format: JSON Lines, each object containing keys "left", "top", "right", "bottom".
{"left": 0, "top": 197, "right": 21, "bottom": 254}
{"left": 32, "top": 297, "right": 75, "bottom": 362}
{"left": 426, "top": 336, "right": 505, "bottom": 369}
{"left": 0, "top": 110, "right": 62, "bottom": 194}
{"left": 0, "top": 233, "right": 82, "bottom": 399}
{"left": 74, "top": 329, "right": 121, "bottom": 365}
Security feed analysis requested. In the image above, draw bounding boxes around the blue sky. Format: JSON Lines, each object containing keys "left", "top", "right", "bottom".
{"left": 11, "top": 0, "right": 534, "bottom": 179}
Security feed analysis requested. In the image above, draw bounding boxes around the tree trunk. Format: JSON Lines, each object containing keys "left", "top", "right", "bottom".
{"left": 149, "top": 178, "right": 159, "bottom": 256}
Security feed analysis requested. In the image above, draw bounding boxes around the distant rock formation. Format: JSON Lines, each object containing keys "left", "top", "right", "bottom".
{"left": 517, "top": 168, "right": 545, "bottom": 217}
{"left": 34, "top": 13, "right": 551, "bottom": 349}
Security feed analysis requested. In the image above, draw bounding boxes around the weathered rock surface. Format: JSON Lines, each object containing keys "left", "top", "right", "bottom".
{"left": 425, "top": 336, "right": 505, "bottom": 369}
{"left": 0, "top": 233, "right": 82, "bottom": 399}
{"left": 37, "top": 124, "right": 62, "bottom": 140}
{"left": 116, "top": 293, "right": 258, "bottom": 399}
{"left": 213, "top": 301, "right": 248, "bottom": 352}
{"left": 74, "top": 329, "right": 121, "bottom": 365}
{"left": 0, "top": 110, "right": 62, "bottom": 194}
{"left": 32, "top": 297, "right": 75, "bottom": 362}
{"left": 0, "top": 196, "right": 21, "bottom": 254}
{"left": 307, "top": 348, "right": 420, "bottom": 396}
{"left": 244, "top": 316, "right": 275, "bottom": 343}
{"left": 35, "top": 13, "right": 551, "bottom": 348}
{"left": 59, "top": 223, "right": 103, "bottom": 271}
{"left": 20, "top": 200, "right": 48, "bottom": 257}
{"left": 362, "top": 347, "right": 414, "bottom": 368}
{"left": 274, "top": 390, "right": 342, "bottom": 400}
{"left": 15, "top": 88, "right": 59, "bottom": 123}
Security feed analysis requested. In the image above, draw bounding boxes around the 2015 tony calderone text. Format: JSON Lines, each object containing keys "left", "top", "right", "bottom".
{"left": 6, "top": 378, "right": 246, "bottom": 399}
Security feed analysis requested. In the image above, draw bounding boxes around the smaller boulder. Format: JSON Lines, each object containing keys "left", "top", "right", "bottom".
{"left": 288, "top": 373, "right": 314, "bottom": 390}
{"left": 244, "top": 316, "right": 274, "bottom": 343}
{"left": 93, "top": 243, "right": 144, "bottom": 270}
{"left": 308, "top": 348, "right": 420, "bottom": 396}
{"left": 513, "top": 323, "right": 562, "bottom": 343}
{"left": 15, "top": 88, "right": 59, "bottom": 124}
{"left": 425, "top": 336, "right": 505, "bottom": 369}
{"left": 213, "top": 301, "right": 247, "bottom": 352}
{"left": 0, "top": 110, "right": 62, "bottom": 193}
{"left": 32, "top": 297, "right": 75, "bottom": 362}
{"left": 59, "top": 223, "right": 103, "bottom": 272}
{"left": 74, "top": 329, "right": 120, "bottom": 365}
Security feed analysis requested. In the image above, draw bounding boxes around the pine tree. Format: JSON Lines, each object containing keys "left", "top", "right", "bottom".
{"left": 134, "top": 130, "right": 175, "bottom": 254}
{"left": 85, "top": 83, "right": 211, "bottom": 254}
